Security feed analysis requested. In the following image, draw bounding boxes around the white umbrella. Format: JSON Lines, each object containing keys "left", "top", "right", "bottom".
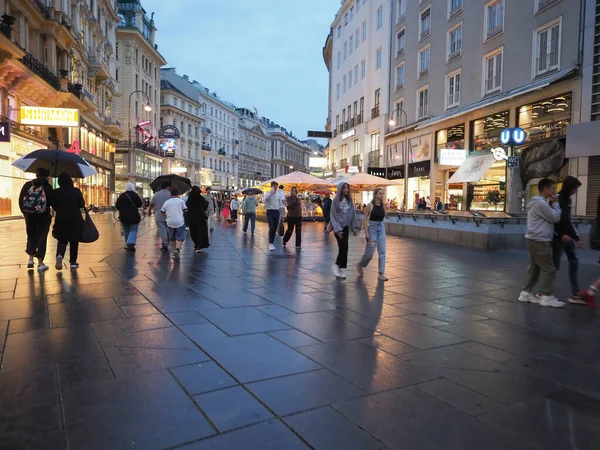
{"left": 259, "top": 171, "right": 336, "bottom": 191}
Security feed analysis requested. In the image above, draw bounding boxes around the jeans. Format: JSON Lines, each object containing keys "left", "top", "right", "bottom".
{"left": 266, "top": 209, "right": 280, "bottom": 244}
{"left": 283, "top": 216, "right": 302, "bottom": 247}
{"left": 243, "top": 212, "right": 256, "bottom": 232}
{"left": 57, "top": 240, "right": 79, "bottom": 264}
{"left": 334, "top": 226, "right": 350, "bottom": 269}
{"left": 359, "top": 221, "right": 386, "bottom": 273}
{"left": 552, "top": 238, "right": 580, "bottom": 295}
{"left": 155, "top": 220, "right": 169, "bottom": 247}
{"left": 523, "top": 240, "right": 556, "bottom": 296}
{"left": 122, "top": 223, "right": 138, "bottom": 245}
{"left": 25, "top": 214, "right": 51, "bottom": 260}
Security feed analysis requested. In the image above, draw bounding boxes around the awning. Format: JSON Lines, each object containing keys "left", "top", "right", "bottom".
{"left": 446, "top": 153, "right": 496, "bottom": 184}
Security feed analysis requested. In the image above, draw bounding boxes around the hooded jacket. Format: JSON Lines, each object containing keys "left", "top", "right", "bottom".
{"left": 330, "top": 182, "right": 360, "bottom": 233}
{"left": 525, "top": 195, "right": 561, "bottom": 242}
{"left": 554, "top": 176, "right": 582, "bottom": 241}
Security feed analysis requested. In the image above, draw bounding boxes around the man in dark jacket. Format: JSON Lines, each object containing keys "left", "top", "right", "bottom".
{"left": 552, "top": 175, "right": 583, "bottom": 304}
{"left": 19, "top": 167, "right": 53, "bottom": 271}
{"left": 322, "top": 194, "right": 332, "bottom": 232}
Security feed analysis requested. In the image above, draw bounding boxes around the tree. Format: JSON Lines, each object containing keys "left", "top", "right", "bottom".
{"left": 485, "top": 190, "right": 504, "bottom": 210}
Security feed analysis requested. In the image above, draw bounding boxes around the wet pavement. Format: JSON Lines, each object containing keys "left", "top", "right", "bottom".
{"left": 1, "top": 214, "right": 600, "bottom": 449}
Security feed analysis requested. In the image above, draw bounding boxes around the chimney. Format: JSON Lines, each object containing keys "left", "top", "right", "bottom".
{"left": 183, "top": 74, "right": 189, "bottom": 81}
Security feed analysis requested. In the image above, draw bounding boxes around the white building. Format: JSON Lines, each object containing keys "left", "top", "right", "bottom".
{"left": 264, "top": 118, "right": 311, "bottom": 177}
{"left": 237, "top": 108, "right": 272, "bottom": 188}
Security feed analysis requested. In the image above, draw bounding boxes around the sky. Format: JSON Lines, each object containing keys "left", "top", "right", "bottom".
{"left": 141, "top": 0, "right": 339, "bottom": 142}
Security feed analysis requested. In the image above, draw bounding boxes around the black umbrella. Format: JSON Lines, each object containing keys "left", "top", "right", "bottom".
{"left": 242, "top": 188, "right": 262, "bottom": 195}
{"left": 12, "top": 149, "right": 98, "bottom": 178}
{"left": 150, "top": 174, "right": 192, "bottom": 193}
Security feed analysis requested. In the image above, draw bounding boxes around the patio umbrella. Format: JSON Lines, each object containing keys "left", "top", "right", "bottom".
{"left": 313, "top": 189, "right": 335, "bottom": 195}
{"left": 260, "top": 171, "right": 336, "bottom": 191}
{"left": 242, "top": 187, "right": 262, "bottom": 195}
{"left": 149, "top": 174, "right": 192, "bottom": 193}
{"left": 12, "top": 149, "right": 98, "bottom": 178}
{"left": 343, "top": 172, "right": 401, "bottom": 191}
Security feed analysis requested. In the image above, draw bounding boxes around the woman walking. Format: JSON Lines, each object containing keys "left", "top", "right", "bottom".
{"left": 356, "top": 188, "right": 388, "bottom": 281}
{"left": 52, "top": 172, "right": 85, "bottom": 270}
{"left": 330, "top": 181, "right": 360, "bottom": 279}
{"left": 186, "top": 186, "right": 210, "bottom": 253}
{"left": 115, "top": 182, "right": 143, "bottom": 252}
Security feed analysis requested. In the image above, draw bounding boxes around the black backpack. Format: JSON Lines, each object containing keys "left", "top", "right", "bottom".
{"left": 21, "top": 184, "right": 48, "bottom": 215}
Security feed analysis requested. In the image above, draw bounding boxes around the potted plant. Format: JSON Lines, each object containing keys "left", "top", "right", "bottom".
{"left": 453, "top": 194, "right": 464, "bottom": 210}
{"left": 485, "top": 190, "right": 504, "bottom": 211}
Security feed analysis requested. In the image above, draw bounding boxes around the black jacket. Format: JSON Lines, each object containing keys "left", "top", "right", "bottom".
{"left": 19, "top": 178, "right": 53, "bottom": 216}
{"left": 555, "top": 176, "right": 582, "bottom": 241}
{"left": 52, "top": 185, "right": 85, "bottom": 242}
{"left": 115, "top": 191, "right": 143, "bottom": 225}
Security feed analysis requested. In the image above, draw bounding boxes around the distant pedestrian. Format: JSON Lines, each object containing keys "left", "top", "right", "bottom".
{"left": 230, "top": 197, "right": 239, "bottom": 223}
{"left": 519, "top": 178, "right": 564, "bottom": 307}
{"left": 242, "top": 193, "right": 258, "bottom": 233}
{"left": 182, "top": 190, "right": 190, "bottom": 230}
{"left": 203, "top": 186, "right": 217, "bottom": 231}
{"left": 356, "top": 188, "right": 387, "bottom": 281}
{"left": 150, "top": 181, "right": 171, "bottom": 251}
{"left": 52, "top": 172, "right": 85, "bottom": 270}
{"left": 283, "top": 187, "right": 302, "bottom": 249}
{"left": 161, "top": 188, "right": 187, "bottom": 261}
{"left": 186, "top": 186, "right": 209, "bottom": 253}
{"left": 330, "top": 182, "right": 360, "bottom": 279}
{"left": 115, "top": 182, "right": 143, "bottom": 252}
{"left": 19, "top": 167, "right": 53, "bottom": 271}
{"left": 322, "top": 193, "right": 332, "bottom": 232}
{"left": 426, "top": 196, "right": 432, "bottom": 209}
{"left": 264, "top": 181, "right": 283, "bottom": 251}
{"left": 435, "top": 198, "right": 444, "bottom": 211}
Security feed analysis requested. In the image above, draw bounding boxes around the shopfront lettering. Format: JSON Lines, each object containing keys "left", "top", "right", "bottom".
{"left": 68, "top": 140, "right": 81, "bottom": 155}
{"left": 21, "top": 107, "right": 79, "bottom": 127}
{"left": 0, "top": 122, "right": 9, "bottom": 142}
{"left": 387, "top": 165, "right": 405, "bottom": 180}
{"left": 341, "top": 129, "right": 356, "bottom": 140}
{"left": 367, "top": 167, "right": 387, "bottom": 178}
{"left": 408, "top": 160, "right": 431, "bottom": 178}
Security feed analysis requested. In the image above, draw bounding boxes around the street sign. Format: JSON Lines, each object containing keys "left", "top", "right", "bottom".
{"left": 508, "top": 156, "right": 519, "bottom": 169}
{"left": 499, "top": 127, "right": 527, "bottom": 146}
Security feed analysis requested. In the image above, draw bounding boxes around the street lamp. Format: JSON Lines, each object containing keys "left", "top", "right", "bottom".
{"left": 388, "top": 108, "right": 409, "bottom": 211}
{"left": 128, "top": 90, "right": 153, "bottom": 148}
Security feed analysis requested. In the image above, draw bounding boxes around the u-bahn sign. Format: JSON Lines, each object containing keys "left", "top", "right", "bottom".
{"left": 500, "top": 127, "right": 527, "bottom": 146}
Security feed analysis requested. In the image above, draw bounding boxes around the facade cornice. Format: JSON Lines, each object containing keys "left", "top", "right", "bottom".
{"left": 116, "top": 28, "right": 167, "bottom": 65}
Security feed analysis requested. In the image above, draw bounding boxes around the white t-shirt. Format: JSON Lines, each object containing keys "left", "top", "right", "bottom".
{"left": 161, "top": 198, "right": 187, "bottom": 228}
{"left": 264, "top": 188, "right": 284, "bottom": 210}
{"left": 231, "top": 199, "right": 239, "bottom": 210}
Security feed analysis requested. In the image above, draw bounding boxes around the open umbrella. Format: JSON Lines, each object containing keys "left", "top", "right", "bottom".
{"left": 343, "top": 172, "right": 401, "bottom": 191}
{"left": 259, "top": 171, "right": 336, "bottom": 191}
{"left": 150, "top": 174, "right": 192, "bottom": 193}
{"left": 242, "top": 187, "right": 262, "bottom": 195}
{"left": 12, "top": 149, "right": 98, "bottom": 178}
{"left": 314, "top": 189, "right": 335, "bottom": 195}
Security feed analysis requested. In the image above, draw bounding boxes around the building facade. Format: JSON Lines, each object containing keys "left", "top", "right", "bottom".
{"left": 0, "top": 0, "right": 123, "bottom": 216}
{"left": 264, "top": 118, "right": 311, "bottom": 178}
{"left": 114, "top": 0, "right": 166, "bottom": 199}
{"left": 237, "top": 107, "right": 272, "bottom": 188}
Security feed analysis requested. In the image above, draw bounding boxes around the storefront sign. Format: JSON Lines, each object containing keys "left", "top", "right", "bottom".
{"left": 500, "top": 127, "right": 527, "bottom": 146}
{"left": 507, "top": 156, "right": 519, "bottom": 169}
{"left": 171, "top": 166, "right": 187, "bottom": 174}
{"left": 159, "top": 139, "right": 177, "bottom": 157}
{"left": 491, "top": 147, "right": 508, "bottom": 161}
{"left": 309, "top": 157, "right": 327, "bottom": 168}
{"left": 367, "top": 167, "right": 387, "bottom": 178}
{"left": 438, "top": 148, "right": 467, "bottom": 166}
{"left": 21, "top": 107, "right": 79, "bottom": 127}
{"left": 408, "top": 160, "right": 431, "bottom": 178}
{"left": 0, "top": 122, "right": 10, "bottom": 142}
{"left": 346, "top": 165, "right": 361, "bottom": 174}
{"left": 341, "top": 129, "right": 356, "bottom": 140}
{"left": 158, "top": 125, "right": 180, "bottom": 139}
{"left": 310, "top": 171, "right": 325, "bottom": 178}
{"left": 68, "top": 140, "right": 81, "bottom": 155}
{"left": 387, "top": 165, "right": 405, "bottom": 180}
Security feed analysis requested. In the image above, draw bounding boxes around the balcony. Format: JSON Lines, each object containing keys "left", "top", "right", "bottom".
{"left": 448, "top": 47, "right": 462, "bottom": 62}
{"left": 356, "top": 112, "right": 363, "bottom": 125}
{"left": 19, "top": 52, "right": 60, "bottom": 90}
{"left": 368, "top": 150, "right": 381, "bottom": 167}
{"left": 486, "top": 24, "right": 503, "bottom": 40}
{"left": 395, "top": 82, "right": 404, "bottom": 91}
{"left": 339, "top": 158, "right": 348, "bottom": 169}
{"left": 371, "top": 106, "right": 380, "bottom": 120}
{"left": 420, "top": 28, "right": 430, "bottom": 40}
{"left": 419, "top": 68, "right": 429, "bottom": 78}
{"left": 218, "top": 149, "right": 226, "bottom": 156}
{"left": 201, "top": 144, "right": 211, "bottom": 151}
{"left": 344, "top": 121, "right": 349, "bottom": 131}
{"left": 232, "top": 139, "right": 239, "bottom": 146}
{"left": 67, "top": 82, "right": 83, "bottom": 99}
{"left": 449, "top": 3, "right": 463, "bottom": 19}
{"left": 349, "top": 117, "right": 355, "bottom": 128}
{"left": 103, "top": 117, "right": 123, "bottom": 135}
{"left": 201, "top": 127, "right": 212, "bottom": 137}
{"left": 88, "top": 53, "right": 110, "bottom": 80}
{"left": 351, "top": 154, "right": 360, "bottom": 166}
{"left": 232, "top": 155, "right": 240, "bottom": 160}
{"left": 333, "top": 129, "right": 338, "bottom": 138}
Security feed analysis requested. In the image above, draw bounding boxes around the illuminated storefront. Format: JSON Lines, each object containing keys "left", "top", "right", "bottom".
{"left": 435, "top": 124, "right": 466, "bottom": 206}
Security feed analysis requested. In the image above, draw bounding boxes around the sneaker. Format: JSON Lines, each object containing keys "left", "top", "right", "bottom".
{"left": 332, "top": 264, "right": 345, "bottom": 279}
{"left": 339, "top": 269, "right": 347, "bottom": 279}
{"left": 55, "top": 255, "right": 63, "bottom": 271}
{"left": 579, "top": 289, "right": 597, "bottom": 309}
{"left": 539, "top": 295, "right": 566, "bottom": 308}
{"left": 172, "top": 249, "right": 181, "bottom": 261}
{"left": 27, "top": 260, "right": 34, "bottom": 269}
{"left": 518, "top": 291, "right": 539, "bottom": 304}
{"left": 355, "top": 261, "right": 363, "bottom": 276}
{"left": 269, "top": 244, "right": 276, "bottom": 251}
{"left": 37, "top": 264, "right": 49, "bottom": 272}
{"left": 194, "top": 248, "right": 203, "bottom": 253}
{"left": 378, "top": 273, "right": 388, "bottom": 281}
{"left": 69, "top": 263, "right": 79, "bottom": 270}
{"left": 568, "top": 295, "right": 586, "bottom": 305}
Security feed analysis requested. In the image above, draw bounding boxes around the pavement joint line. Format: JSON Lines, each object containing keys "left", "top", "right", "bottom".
{"left": 54, "top": 365, "right": 70, "bottom": 448}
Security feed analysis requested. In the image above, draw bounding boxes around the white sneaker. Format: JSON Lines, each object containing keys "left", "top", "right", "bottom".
{"left": 37, "top": 264, "right": 49, "bottom": 272}
{"left": 339, "top": 269, "right": 347, "bottom": 279}
{"left": 378, "top": 273, "right": 388, "bottom": 281}
{"left": 269, "top": 244, "right": 276, "bottom": 251}
{"left": 539, "top": 295, "right": 566, "bottom": 308}
{"left": 332, "top": 264, "right": 342, "bottom": 278}
{"left": 518, "top": 291, "right": 539, "bottom": 304}
{"left": 355, "top": 261, "right": 363, "bottom": 276}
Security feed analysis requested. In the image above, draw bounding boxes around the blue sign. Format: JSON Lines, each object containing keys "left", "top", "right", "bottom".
{"left": 500, "top": 127, "right": 527, "bottom": 146}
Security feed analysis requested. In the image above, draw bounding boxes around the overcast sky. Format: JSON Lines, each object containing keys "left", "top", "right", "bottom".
{"left": 141, "top": 0, "right": 338, "bottom": 142}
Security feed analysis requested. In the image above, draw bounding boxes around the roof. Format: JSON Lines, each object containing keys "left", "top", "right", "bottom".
{"left": 416, "top": 66, "right": 578, "bottom": 130}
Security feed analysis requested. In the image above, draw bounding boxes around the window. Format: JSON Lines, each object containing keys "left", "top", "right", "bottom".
{"left": 375, "top": 89, "right": 381, "bottom": 107}
{"left": 419, "top": 45, "right": 430, "bottom": 77}
{"left": 350, "top": 6, "right": 354, "bottom": 19}
{"left": 355, "top": 29, "right": 360, "bottom": 48}
{"left": 396, "top": 29, "right": 405, "bottom": 56}
{"left": 361, "top": 59, "right": 366, "bottom": 78}
{"left": 362, "top": 21, "right": 367, "bottom": 41}
{"left": 535, "top": 19, "right": 560, "bottom": 75}
{"left": 376, "top": 48, "right": 382, "bottom": 69}
{"left": 517, "top": 92, "right": 572, "bottom": 142}
{"left": 135, "top": 74, "right": 138, "bottom": 90}
{"left": 397, "top": 0, "right": 406, "bottom": 21}
{"left": 446, "top": 71, "right": 461, "bottom": 108}
{"left": 485, "top": 0, "right": 504, "bottom": 40}
{"left": 343, "top": 75, "right": 347, "bottom": 92}
{"left": 115, "top": 69, "right": 119, "bottom": 81}
{"left": 337, "top": 83, "right": 341, "bottom": 99}
{"left": 172, "top": 97, "right": 177, "bottom": 107}
{"left": 337, "top": 26, "right": 342, "bottom": 37}
{"left": 535, "top": 0, "right": 560, "bottom": 12}
{"left": 354, "top": 64, "right": 359, "bottom": 83}
{"left": 395, "top": 63, "right": 405, "bottom": 90}
{"left": 449, "top": 0, "right": 463, "bottom": 17}
{"left": 448, "top": 23, "right": 462, "bottom": 61}
{"left": 417, "top": 87, "right": 429, "bottom": 119}
{"left": 343, "top": 41, "right": 348, "bottom": 59}
{"left": 357, "top": 0, "right": 360, "bottom": 12}
{"left": 344, "top": 13, "right": 348, "bottom": 26}
{"left": 348, "top": 70, "right": 353, "bottom": 88}
{"left": 484, "top": 49, "right": 503, "bottom": 94}
{"left": 337, "top": 51, "right": 341, "bottom": 69}
{"left": 349, "top": 35, "right": 354, "bottom": 54}
{"left": 470, "top": 111, "right": 509, "bottom": 151}
{"left": 420, "top": 8, "right": 431, "bottom": 39}
{"left": 377, "top": 6, "right": 383, "bottom": 29}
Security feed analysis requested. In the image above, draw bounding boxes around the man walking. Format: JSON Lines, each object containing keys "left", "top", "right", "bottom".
{"left": 203, "top": 186, "right": 217, "bottom": 231}
{"left": 264, "top": 181, "right": 283, "bottom": 251}
{"left": 283, "top": 186, "right": 302, "bottom": 249}
{"left": 552, "top": 176, "right": 584, "bottom": 304}
{"left": 19, "top": 167, "right": 53, "bottom": 271}
{"left": 230, "top": 196, "right": 240, "bottom": 223}
{"left": 150, "top": 181, "right": 171, "bottom": 252}
{"left": 519, "top": 178, "right": 564, "bottom": 307}
{"left": 242, "top": 193, "right": 258, "bottom": 234}
{"left": 322, "top": 193, "right": 332, "bottom": 232}
{"left": 161, "top": 188, "right": 187, "bottom": 261}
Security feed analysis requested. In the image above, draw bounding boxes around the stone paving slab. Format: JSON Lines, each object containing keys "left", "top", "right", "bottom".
{"left": 0, "top": 215, "right": 600, "bottom": 449}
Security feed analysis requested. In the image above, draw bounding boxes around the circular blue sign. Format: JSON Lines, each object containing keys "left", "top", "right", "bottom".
{"left": 500, "top": 127, "right": 527, "bottom": 146}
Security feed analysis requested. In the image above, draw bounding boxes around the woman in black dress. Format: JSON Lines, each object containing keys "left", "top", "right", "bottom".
{"left": 186, "top": 186, "right": 210, "bottom": 253}
{"left": 52, "top": 172, "right": 85, "bottom": 270}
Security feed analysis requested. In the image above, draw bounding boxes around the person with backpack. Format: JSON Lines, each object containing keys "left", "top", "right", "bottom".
{"left": 52, "top": 173, "right": 85, "bottom": 270}
{"left": 115, "top": 183, "right": 143, "bottom": 252}
{"left": 19, "top": 167, "right": 53, "bottom": 271}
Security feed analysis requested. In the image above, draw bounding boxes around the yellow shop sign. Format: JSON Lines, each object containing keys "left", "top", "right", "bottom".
{"left": 21, "top": 107, "right": 80, "bottom": 127}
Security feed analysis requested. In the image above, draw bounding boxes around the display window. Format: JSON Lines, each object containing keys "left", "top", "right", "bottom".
{"left": 517, "top": 92, "right": 571, "bottom": 144}
{"left": 470, "top": 111, "right": 509, "bottom": 152}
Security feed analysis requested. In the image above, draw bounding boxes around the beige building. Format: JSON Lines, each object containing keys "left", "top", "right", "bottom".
{"left": 237, "top": 108, "right": 272, "bottom": 188}
{"left": 0, "top": 0, "right": 124, "bottom": 215}
{"left": 114, "top": 0, "right": 166, "bottom": 198}
{"left": 265, "top": 119, "right": 311, "bottom": 178}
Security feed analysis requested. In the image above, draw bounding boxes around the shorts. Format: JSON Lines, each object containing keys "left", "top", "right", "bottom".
{"left": 168, "top": 225, "right": 186, "bottom": 242}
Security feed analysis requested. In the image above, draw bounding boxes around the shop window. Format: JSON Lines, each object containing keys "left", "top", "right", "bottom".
{"left": 436, "top": 124, "right": 465, "bottom": 152}
{"left": 470, "top": 110, "right": 509, "bottom": 152}
{"left": 517, "top": 92, "right": 571, "bottom": 143}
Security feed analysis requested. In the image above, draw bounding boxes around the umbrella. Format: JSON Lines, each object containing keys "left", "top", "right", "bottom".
{"left": 259, "top": 171, "right": 336, "bottom": 191}
{"left": 150, "top": 174, "right": 192, "bottom": 193}
{"left": 342, "top": 172, "right": 401, "bottom": 191}
{"left": 12, "top": 149, "right": 98, "bottom": 178}
{"left": 242, "top": 187, "right": 262, "bottom": 195}
{"left": 314, "top": 189, "right": 334, "bottom": 195}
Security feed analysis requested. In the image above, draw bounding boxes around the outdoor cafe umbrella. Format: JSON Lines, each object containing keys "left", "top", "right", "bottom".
{"left": 343, "top": 172, "right": 400, "bottom": 191}
{"left": 313, "top": 189, "right": 335, "bottom": 195}
{"left": 149, "top": 174, "right": 192, "bottom": 193}
{"left": 242, "top": 187, "right": 262, "bottom": 195}
{"left": 12, "top": 149, "right": 98, "bottom": 178}
{"left": 259, "top": 171, "right": 335, "bottom": 192}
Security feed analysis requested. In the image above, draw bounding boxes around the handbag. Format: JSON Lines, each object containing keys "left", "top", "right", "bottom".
{"left": 80, "top": 209, "right": 99, "bottom": 243}
{"left": 277, "top": 217, "right": 285, "bottom": 236}
{"left": 590, "top": 219, "right": 600, "bottom": 251}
